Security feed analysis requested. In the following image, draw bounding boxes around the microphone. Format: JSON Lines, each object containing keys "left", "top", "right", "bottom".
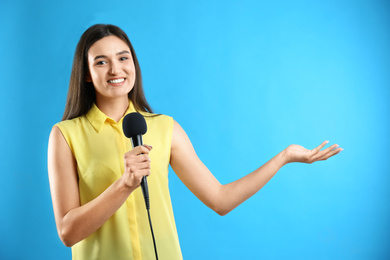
{"left": 123, "top": 112, "right": 158, "bottom": 260}
{"left": 122, "top": 112, "right": 150, "bottom": 210}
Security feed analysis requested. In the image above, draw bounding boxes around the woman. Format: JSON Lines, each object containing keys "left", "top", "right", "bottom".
{"left": 48, "top": 24, "right": 342, "bottom": 260}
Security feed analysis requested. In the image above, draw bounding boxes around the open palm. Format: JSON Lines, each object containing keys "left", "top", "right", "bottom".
{"left": 285, "top": 141, "right": 343, "bottom": 164}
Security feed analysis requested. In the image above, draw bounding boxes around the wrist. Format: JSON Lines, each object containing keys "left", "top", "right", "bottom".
{"left": 279, "top": 149, "right": 290, "bottom": 166}
{"left": 117, "top": 175, "right": 136, "bottom": 194}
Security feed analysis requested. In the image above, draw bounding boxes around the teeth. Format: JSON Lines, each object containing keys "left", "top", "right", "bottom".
{"left": 108, "top": 78, "right": 125, "bottom": 83}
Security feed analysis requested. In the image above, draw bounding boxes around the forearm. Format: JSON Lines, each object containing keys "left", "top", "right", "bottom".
{"left": 216, "top": 150, "right": 288, "bottom": 215}
{"left": 59, "top": 178, "right": 134, "bottom": 247}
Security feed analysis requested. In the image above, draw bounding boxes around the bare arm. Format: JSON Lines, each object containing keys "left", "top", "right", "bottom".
{"left": 170, "top": 120, "right": 342, "bottom": 216}
{"left": 48, "top": 126, "right": 152, "bottom": 247}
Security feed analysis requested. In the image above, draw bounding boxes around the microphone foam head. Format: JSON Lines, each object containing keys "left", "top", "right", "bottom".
{"left": 122, "top": 112, "right": 147, "bottom": 138}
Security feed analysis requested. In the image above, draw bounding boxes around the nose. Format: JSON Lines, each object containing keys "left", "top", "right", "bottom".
{"left": 110, "top": 61, "right": 121, "bottom": 75}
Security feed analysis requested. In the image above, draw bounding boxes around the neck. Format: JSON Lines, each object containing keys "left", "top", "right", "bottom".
{"left": 95, "top": 96, "right": 129, "bottom": 122}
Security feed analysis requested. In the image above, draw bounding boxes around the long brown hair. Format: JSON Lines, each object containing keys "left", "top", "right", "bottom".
{"left": 62, "top": 24, "right": 153, "bottom": 120}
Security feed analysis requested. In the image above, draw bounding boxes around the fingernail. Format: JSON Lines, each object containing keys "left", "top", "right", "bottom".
{"left": 325, "top": 140, "right": 329, "bottom": 143}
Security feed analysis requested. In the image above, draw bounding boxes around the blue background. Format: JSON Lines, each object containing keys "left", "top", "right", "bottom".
{"left": 1, "top": 0, "right": 389, "bottom": 259}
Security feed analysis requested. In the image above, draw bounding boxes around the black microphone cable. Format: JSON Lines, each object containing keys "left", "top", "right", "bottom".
{"left": 144, "top": 192, "right": 158, "bottom": 260}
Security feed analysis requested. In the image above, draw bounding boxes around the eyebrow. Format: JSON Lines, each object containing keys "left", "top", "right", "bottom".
{"left": 93, "top": 50, "right": 131, "bottom": 61}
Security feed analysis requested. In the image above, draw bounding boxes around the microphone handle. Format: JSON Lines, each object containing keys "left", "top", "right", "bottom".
{"left": 130, "top": 135, "right": 150, "bottom": 210}
{"left": 131, "top": 135, "right": 143, "bottom": 147}
{"left": 141, "top": 177, "right": 150, "bottom": 210}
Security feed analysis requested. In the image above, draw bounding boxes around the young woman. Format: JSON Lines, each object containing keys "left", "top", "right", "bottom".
{"left": 48, "top": 24, "right": 342, "bottom": 260}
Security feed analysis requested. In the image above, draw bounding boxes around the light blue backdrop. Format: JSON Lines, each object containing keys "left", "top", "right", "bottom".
{"left": 1, "top": 0, "right": 389, "bottom": 259}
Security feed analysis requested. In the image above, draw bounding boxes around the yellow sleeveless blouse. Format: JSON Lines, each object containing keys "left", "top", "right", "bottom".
{"left": 56, "top": 102, "right": 182, "bottom": 260}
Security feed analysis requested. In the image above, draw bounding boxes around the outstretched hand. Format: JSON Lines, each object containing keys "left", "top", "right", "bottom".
{"left": 284, "top": 141, "right": 343, "bottom": 164}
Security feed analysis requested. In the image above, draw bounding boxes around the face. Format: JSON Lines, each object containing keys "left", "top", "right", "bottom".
{"left": 86, "top": 35, "right": 136, "bottom": 103}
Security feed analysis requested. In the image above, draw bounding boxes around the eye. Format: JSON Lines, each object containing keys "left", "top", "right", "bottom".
{"left": 96, "top": 60, "right": 107, "bottom": 65}
{"left": 120, "top": 57, "right": 128, "bottom": 61}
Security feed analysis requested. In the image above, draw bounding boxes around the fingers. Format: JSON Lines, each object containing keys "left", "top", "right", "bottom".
{"left": 312, "top": 140, "right": 329, "bottom": 154}
{"left": 125, "top": 159, "right": 151, "bottom": 170}
{"left": 122, "top": 145, "right": 153, "bottom": 188}
{"left": 131, "top": 145, "right": 153, "bottom": 155}
{"left": 123, "top": 145, "right": 152, "bottom": 164}
{"left": 318, "top": 146, "right": 343, "bottom": 161}
{"left": 312, "top": 142, "right": 343, "bottom": 162}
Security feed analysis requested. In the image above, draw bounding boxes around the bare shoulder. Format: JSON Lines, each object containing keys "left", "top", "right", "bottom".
{"left": 171, "top": 119, "right": 193, "bottom": 152}
{"left": 48, "top": 125, "right": 71, "bottom": 157}
{"left": 48, "top": 125, "right": 78, "bottom": 186}
{"left": 49, "top": 125, "right": 64, "bottom": 142}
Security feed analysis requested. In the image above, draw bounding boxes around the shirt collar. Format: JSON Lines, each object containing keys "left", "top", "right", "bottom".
{"left": 86, "top": 101, "right": 137, "bottom": 133}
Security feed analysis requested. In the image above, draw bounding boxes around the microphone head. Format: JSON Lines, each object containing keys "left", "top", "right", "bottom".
{"left": 122, "top": 112, "right": 147, "bottom": 138}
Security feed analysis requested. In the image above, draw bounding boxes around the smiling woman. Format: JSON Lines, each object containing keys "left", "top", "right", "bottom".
{"left": 48, "top": 24, "right": 342, "bottom": 260}
{"left": 86, "top": 36, "right": 136, "bottom": 121}
{"left": 61, "top": 24, "right": 152, "bottom": 122}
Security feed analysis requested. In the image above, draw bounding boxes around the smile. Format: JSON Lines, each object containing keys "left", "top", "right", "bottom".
{"left": 108, "top": 78, "right": 125, "bottom": 84}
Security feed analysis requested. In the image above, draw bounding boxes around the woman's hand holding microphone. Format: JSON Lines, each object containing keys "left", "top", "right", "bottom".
{"left": 120, "top": 145, "right": 153, "bottom": 190}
